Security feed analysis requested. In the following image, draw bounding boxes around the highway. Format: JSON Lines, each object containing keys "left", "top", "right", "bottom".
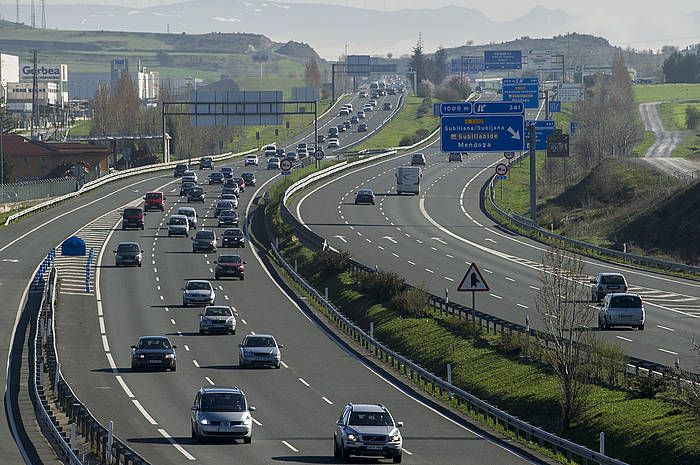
{"left": 294, "top": 92, "right": 700, "bottom": 369}
{"left": 1, "top": 89, "right": 546, "bottom": 464}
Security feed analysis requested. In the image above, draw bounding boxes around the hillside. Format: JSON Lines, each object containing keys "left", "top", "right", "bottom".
{"left": 537, "top": 158, "right": 698, "bottom": 265}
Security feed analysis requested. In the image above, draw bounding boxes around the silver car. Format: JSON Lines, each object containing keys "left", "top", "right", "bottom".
{"left": 199, "top": 306, "right": 236, "bottom": 334}
{"left": 598, "top": 293, "right": 645, "bottom": 330}
{"left": 238, "top": 334, "right": 283, "bottom": 369}
{"left": 334, "top": 403, "right": 403, "bottom": 463}
{"left": 182, "top": 280, "right": 216, "bottom": 307}
{"left": 215, "top": 200, "right": 235, "bottom": 217}
{"left": 590, "top": 272, "right": 628, "bottom": 302}
{"left": 190, "top": 387, "right": 255, "bottom": 443}
{"left": 167, "top": 215, "right": 190, "bottom": 237}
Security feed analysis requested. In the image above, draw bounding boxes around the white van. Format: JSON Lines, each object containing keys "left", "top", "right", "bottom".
{"left": 396, "top": 166, "right": 421, "bottom": 195}
{"left": 177, "top": 206, "right": 198, "bottom": 229}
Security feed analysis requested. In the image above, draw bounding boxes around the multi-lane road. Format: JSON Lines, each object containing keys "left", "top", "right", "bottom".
{"left": 1, "top": 90, "right": 547, "bottom": 464}
{"left": 293, "top": 96, "right": 700, "bottom": 368}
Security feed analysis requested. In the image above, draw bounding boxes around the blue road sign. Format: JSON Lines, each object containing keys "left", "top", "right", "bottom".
{"left": 570, "top": 121, "right": 578, "bottom": 136}
{"left": 450, "top": 56, "right": 485, "bottom": 74}
{"left": 548, "top": 101, "right": 561, "bottom": 113}
{"left": 441, "top": 114, "right": 525, "bottom": 153}
{"left": 525, "top": 120, "right": 555, "bottom": 150}
{"left": 473, "top": 101, "right": 524, "bottom": 114}
{"left": 484, "top": 50, "right": 522, "bottom": 70}
{"left": 433, "top": 103, "right": 441, "bottom": 116}
{"left": 503, "top": 83, "right": 539, "bottom": 109}
{"left": 502, "top": 77, "right": 539, "bottom": 85}
{"left": 440, "top": 102, "right": 473, "bottom": 115}
{"left": 496, "top": 175, "right": 507, "bottom": 180}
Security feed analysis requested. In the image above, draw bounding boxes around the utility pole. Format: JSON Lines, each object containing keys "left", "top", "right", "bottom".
{"left": 31, "top": 49, "right": 39, "bottom": 139}
{"left": 41, "top": 0, "right": 46, "bottom": 29}
{"left": 528, "top": 123, "right": 537, "bottom": 224}
{"left": 30, "top": 0, "right": 35, "bottom": 28}
{"left": 15, "top": 0, "right": 19, "bottom": 23}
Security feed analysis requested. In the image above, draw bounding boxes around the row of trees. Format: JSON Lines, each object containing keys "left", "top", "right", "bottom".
{"left": 662, "top": 49, "right": 700, "bottom": 83}
{"left": 408, "top": 40, "right": 470, "bottom": 100}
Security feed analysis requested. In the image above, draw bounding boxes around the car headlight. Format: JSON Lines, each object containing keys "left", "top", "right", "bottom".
{"left": 165, "top": 354, "right": 175, "bottom": 359}
{"left": 242, "top": 414, "right": 252, "bottom": 424}
{"left": 138, "top": 354, "right": 145, "bottom": 359}
{"left": 346, "top": 433, "right": 358, "bottom": 442}
{"left": 199, "top": 418, "right": 209, "bottom": 425}
{"left": 226, "top": 318, "right": 235, "bottom": 326}
{"left": 390, "top": 430, "right": 401, "bottom": 442}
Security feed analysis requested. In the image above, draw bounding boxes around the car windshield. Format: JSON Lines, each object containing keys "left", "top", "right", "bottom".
{"left": 242, "top": 173, "right": 254, "bottom": 180}
{"left": 201, "top": 393, "right": 246, "bottom": 412}
{"left": 137, "top": 338, "right": 171, "bottom": 350}
{"left": 358, "top": 190, "right": 373, "bottom": 196}
{"left": 196, "top": 231, "right": 214, "bottom": 240}
{"left": 221, "top": 210, "right": 237, "bottom": 217}
{"left": 225, "top": 229, "right": 244, "bottom": 237}
{"left": 244, "top": 336, "right": 275, "bottom": 347}
{"left": 186, "top": 281, "right": 211, "bottom": 291}
{"left": 125, "top": 209, "right": 141, "bottom": 216}
{"left": 117, "top": 243, "right": 139, "bottom": 252}
{"left": 217, "top": 202, "right": 232, "bottom": 208}
{"left": 610, "top": 295, "right": 642, "bottom": 308}
{"left": 178, "top": 209, "right": 194, "bottom": 217}
{"left": 349, "top": 411, "right": 393, "bottom": 427}
{"left": 182, "top": 182, "right": 194, "bottom": 188}
{"left": 221, "top": 168, "right": 232, "bottom": 173}
{"left": 145, "top": 193, "right": 161, "bottom": 199}
{"left": 219, "top": 255, "right": 242, "bottom": 264}
{"left": 170, "top": 217, "right": 186, "bottom": 225}
{"left": 602, "top": 275, "right": 625, "bottom": 285}
{"left": 205, "top": 307, "right": 232, "bottom": 317}
{"left": 191, "top": 188, "right": 203, "bottom": 194}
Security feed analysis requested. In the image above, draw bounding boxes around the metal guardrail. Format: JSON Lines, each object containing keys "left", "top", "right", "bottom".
{"left": 488, "top": 153, "right": 700, "bottom": 276}
{"left": 269, "top": 242, "right": 629, "bottom": 465}
{"left": 277, "top": 148, "right": 700, "bottom": 385}
{"left": 32, "top": 262, "right": 152, "bottom": 465}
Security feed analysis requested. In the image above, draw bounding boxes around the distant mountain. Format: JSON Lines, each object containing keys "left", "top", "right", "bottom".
{"left": 0, "top": 1, "right": 579, "bottom": 58}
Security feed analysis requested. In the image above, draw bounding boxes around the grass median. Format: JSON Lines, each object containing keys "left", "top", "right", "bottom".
{"left": 263, "top": 173, "right": 700, "bottom": 465}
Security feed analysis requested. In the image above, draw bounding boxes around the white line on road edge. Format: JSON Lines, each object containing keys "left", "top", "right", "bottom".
{"left": 184, "top": 344, "right": 190, "bottom": 351}
{"left": 158, "top": 429, "right": 196, "bottom": 461}
{"left": 517, "top": 304, "right": 529, "bottom": 309}
{"left": 280, "top": 361, "right": 289, "bottom": 369}
{"left": 282, "top": 441, "right": 299, "bottom": 453}
{"left": 132, "top": 400, "right": 158, "bottom": 425}
{"left": 115, "top": 376, "right": 134, "bottom": 398}
{"left": 322, "top": 396, "right": 333, "bottom": 405}
{"left": 658, "top": 348, "right": 678, "bottom": 355}
{"left": 616, "top": 336, "right": 633, "bottom": 342}
{"left": 656, "top": 325, "right": 675, "bottom": 332}
{"left": 252, "top": 417, "right": 262, "bottom": 426}
{"left": 489, "top": 293, "right": 502, "bottom": 300}
{"left": 298, "top": 377, "right": 310, "bottom": 387}
{"left": 205, "top": 377, "right": 215, "bottom": 385}
{"left": 193, "top": 360, "right": 200, "bottom": 368}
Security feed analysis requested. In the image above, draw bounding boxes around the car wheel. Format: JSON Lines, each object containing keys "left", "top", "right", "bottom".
{"left": 275, "top": 363, "right": 281, "bottom": 369}
{"left": 333, "top": 438, "right": 341, "bottom": 458}
{"left": 232, "top": 328, "right": 236, "bottom": 335}
{"left": 192, "top": 425, "right": 200, "bottom": 442}
{"left": 215, "top": 275, "right": 220, "bottom": 280}
{"left": 138, "top": 262, "right": 142, "bottom": 267}
{"left": 240, "top": 275, "right": 245, "bottom": 281}
{"left": 199, "top": 329, "right": 205, "bottom": 335}
{"left": 341, "top": 444, "right": 350, "bottom": 461}
{"left": 183, "top": 301, "right": 188, "bottom": 307}
{"left": 243, "top": 434, "right": 252, "bottom": 444}
{"left": 638, "top": 324, "right": 645, "bottom": 330}
{"left": 393, "top": 452, "right": 402, "bottom": 463}
{"left": 168, "top": 232, "right": 172, "bottom": 237}
{"left": 122, "top": 225, "right": 126, "bottom": 230}
{"left": 171, "top": 363, "right": 177, "bottom": 372}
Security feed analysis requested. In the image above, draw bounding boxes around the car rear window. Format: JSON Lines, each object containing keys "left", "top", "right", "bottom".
{"left": 117, "top": 243, "right": 139, "bottom": 252}
{"left": 186, "top": 281, "right": 211, "bottom": 290}
{"left": 125, "top": 208, "right": 142, "bottom": 216}
{"left": 219, "top": 255, "right": 242, "bottom": 264}
{"left": 602, "top": 275, "right": 625, "bottom": 285}
{"left": 205, "top": 307, "right": 232, "bottom": 317}
{"left": 610, "top": 295, "right": 642, "bottom": 308}
{"left": 225, "top": 229, "right": 244, "bottom": 237}
{"left": 145, "top": 193, "right": 162, "bottom": 199}
{"left": 196, "top": 231, "right": 214, "bottom": 239}
{"left": 170, "top": 217, "right": 187, "bottom": 225}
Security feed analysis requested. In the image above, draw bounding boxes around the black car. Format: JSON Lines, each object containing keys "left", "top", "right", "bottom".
{"left": 275, "top": 148, "right": 285, "bottom": 157}
{"left": 354, "top": 189, "right": 375, "bottom": 205}
{"left": 343, "top": 120, "right": 351, "bottom": 129}
{"left": 221, "top": 167, "right": 234, "bottom": 179}
{"left": 192, "top": 230, "right": 217, "bottom": 253}
{"left": 317, "top": 134, "right": 326, "bottom": 143}
{"left": 209, "top": 172, "right": 224, "bottom": 184}
{"left": 131, "top": 336, "right": 177, "bottom": 371}
{"left": 214, "top": 254, "right": 246, "bottom": 280}
{"left": 174, "top": 164, "right": 188, "bottom": 177}
{"left": 221, "top": 228, "right": 245, "bottom": 248}
{"left": 180, "top": 181, "right": 196, "bottom": 196}
{"left": 217, "top": 210, "right": 239, "bottom": 227}
{"left": 187, "top": 187, "right": 206, "bottom": 203}
{"left": 241, "top": 172, "right": 256, "bottom": 186}
{"left": 357, "top": 123, "right": 368, "bottom": 132}
{"left": 199, "top": 157, "right": 214, "bottom": 170}
{"left": 114, "top": 242, "right": 143, "bottom": 267}
{"left": 337, "top": 124, "right": 346, "bottom": 132}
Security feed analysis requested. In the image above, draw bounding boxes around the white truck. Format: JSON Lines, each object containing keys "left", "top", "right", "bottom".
{"left": 396, "top": 166, "right": 421, "bottom": 195}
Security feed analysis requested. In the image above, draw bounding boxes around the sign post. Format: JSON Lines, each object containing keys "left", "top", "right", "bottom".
{"left": 457, "top": 263, "right": 490, "bottom": 338}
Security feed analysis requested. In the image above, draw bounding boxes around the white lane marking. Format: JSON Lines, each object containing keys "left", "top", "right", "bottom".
{"left": 366, "top": 238, "right": 372, "bottom": 243}
{"left": 298, "top": 377, "right": 310, "bottom": 387}
{"left": 154, "top": 267, "right": 158, "bottom": 273}
{"left": 432, "top": 237, "right": 447, "bottom": 245}
{"left": 444, "top": 276, "right": 455, "bottom": 282}
{"left": 193, "top": 360, "right": 200, "bottom": 368}
{"left": 392, "top": 253, "right": 399, "bottom": 258}
{"left": 430, "top": 246, "right": 438, "bottom": 251}
{"left": 505, "top": 277, "right": 515, "bottom": 282}
{"left": 383, "top": 236, "right": 397, "bottom": 244}
{"left": 415, "top": 239, "right": 423, "bottom": 244}
{"left": 282, "top": 441, "right": 299, "bottom": 453}
{"left": 280, "top": 361, "right": 289, "bottom": 369}
{"left": 106, "top": 353, "right": 117, "bottom": 370}
{"left": 517, "top": 304, "right": 529, "bottom": 309}
{"left": 322, "top": 396, "right": 333, "bottom": 405}
{"left": 99, "top": 317, "right": 106, "bottom": 334}
{"left": 205, "top": 376, "right": 215, "bottom": 385}
{"left": 184, "top": 344, "right": 190, "bottom": 351}
{"left": 101, "top": 335, "right": 110, "bottom": 352}
{"left": 115, "top": 376, "right": 134, "bottom": 398}
{"left": 485, "top": 238, "right": 497, "bottom": 243}
{"left": 659, "top": 348, "right": 678, "bottom": 355}
{"left": 160, "top": 295, "right": 164, "bottom": 301}
{"left": 425, "top": 268, "right": 434, "bottom": 274}
{"left": 483, "top": 268, "right": 493, "bottom": 274}
{"left": 656, "top": 325, "right": 675, "bottom": 332}
{"left": 489, "top": 293, "right": 502, "bottom": 299}
{"left": 378, "top": 245, "right": 385, "bottom": 250}
{"left": 241, "top": 318, "right": 247, "bottom": 325}
{"left": 252, "top": 417, "right": 262, "bottom": 426}
{"left": 616, "top": 336, "right": 633, "bottom": 342}
{"left": 446, "top": 254, "right": 454, "bottom": 258}
{"left": 155, "top": 276, "right": 159, "bottom": 282}
{"left": 529, "top": 285, "right": 540, "bottom": 291}
{"left": 170, "top": 318, "right": 176, "bottom": 325}
{"left": 157, "top": 429, "right": 196, "bottom": 461}
{"left": 224, "top": 295, "right": 230, "bottom": 301}
{"left": 402, "top": 448, "right": 413, "bottom": 455}
{"left": 132, "top": 400, "right": 158, "bottom": 425}
{"left": 407, "top": 260, "right": 416, "bottom": 266}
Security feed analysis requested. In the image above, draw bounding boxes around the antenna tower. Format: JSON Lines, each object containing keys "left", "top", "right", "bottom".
{"left": 41, "top": 0, "right": 46, "bottom": 29}
{"left": 15, "top": 0, "right": 19, "bottom": 23}
{"left": 30, "top": 0, "right": 35, "bottom": 28}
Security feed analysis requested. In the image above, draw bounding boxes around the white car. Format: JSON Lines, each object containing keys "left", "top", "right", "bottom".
{"left": 177, "top": 207, "right": 198, "bottom": 229}
{"left": 167, "top": 214, "right": 190, "bottom": 237}
{"left": 363, "top": 105, "right": 372, "bottom": 112}
{"left": 199, "top": 305, "right": 237, "bottom": 334}
{"left": 182, "top": 280, "right": 216, "bottom": 307}
{"left": 182, "top": 170, "right": 198, "bottom": 183}
{"left": 244, "top": 154, "right": 259, "bottom": 166}
{"left": 357, "top": 111, "right": 366, "bottom": 119}
{"left": 327, "top": 138, "right": 340, "bottom": 148}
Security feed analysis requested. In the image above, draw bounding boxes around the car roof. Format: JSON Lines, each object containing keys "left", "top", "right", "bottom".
{"left": 138, "top": 335, "right": 170, "bottom": 341}
{"left": 186, "top": 279, "right": 211, "bottom": 284}
{"left": 200, "top": 386, "right": 244, "bottom": 395}
{"left": 170, "top": 214, "right": 188, "bottom": 219}
{"left": 599, "top": 272, "right": 624, "bottom": 277}
{"left": 245, "top": 333, "right": 273, "bottom": 338}
{"left": 608, "top": 292, "right": 640, "bottom": 297}
{"left": 348, "top": 403, "right": 387, "bottom": 413}
{"left": 219, "top": 253, "right": 242, "bottom": 259}
{"left": 178, "top": 206, "right": 196, "bottom": 212}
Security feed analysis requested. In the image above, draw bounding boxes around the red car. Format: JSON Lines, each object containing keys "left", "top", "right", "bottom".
{"left": 214, "top": 254, "right": 246, "bottom": 280}
{"left": 122, "top": 207, "right": 145, "bottom": 230}
{"left": 144, "top": 191, "right": 165, "bottom": 211}
{"left": 232, "top": 177, "right": 245, "bottom": 192}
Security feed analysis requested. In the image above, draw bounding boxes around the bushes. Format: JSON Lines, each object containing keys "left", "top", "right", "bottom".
{"left": 416, "top": 97, "right": 433, "bottom": 118}
{"left": 686, "top": 105, "right": 700, "bottom": 129}
{"left": 391, "top": 285, "right": 429, "bottom": 318}
{"left": 399, "top": 128, "right": 432, "bottom": 146}
{"left": 312, "top": 248, "right": 352, "bottom": 275}
{"left": 354, "top": 270, "right": 406, "bottom": 301}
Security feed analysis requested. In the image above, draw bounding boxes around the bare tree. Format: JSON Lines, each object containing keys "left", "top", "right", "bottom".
{"left": 536, "top": 245, "right": 596, "bottom": 430}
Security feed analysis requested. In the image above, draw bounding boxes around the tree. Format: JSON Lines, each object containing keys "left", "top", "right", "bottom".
{"left": 430, "top": 47, "right": 448, "bottom": 84}
{"left": 535, "top": 245, "right": 595, "bottom": 430}
{"left": 408, "top": 38, "right": 427, "bottom": 86}
{"left": 304, "top": 58, "right": 321, "bottom": 88}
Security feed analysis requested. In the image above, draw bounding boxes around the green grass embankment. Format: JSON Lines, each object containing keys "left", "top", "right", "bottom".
{"left": 634, "top": 83, "right": 700, "bottom": 104}
{"left": 265, "top": 174, "right": 700, "bottom": 465}
{"left": 355, "top": 96, "right": 440, "bottom": 151}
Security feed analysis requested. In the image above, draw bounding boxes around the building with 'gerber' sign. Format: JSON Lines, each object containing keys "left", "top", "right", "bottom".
{"left": 20, "top": 63, "right": 69, "bottom": 107}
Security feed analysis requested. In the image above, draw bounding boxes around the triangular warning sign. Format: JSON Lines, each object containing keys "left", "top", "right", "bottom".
{"left": 457, "top": 263, "right": 489, "bottom": 292}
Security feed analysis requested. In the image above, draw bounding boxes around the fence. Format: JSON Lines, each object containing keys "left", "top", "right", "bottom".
{"left": 276, "top": 150, "right": 700, "bottom": 386}
{"left": 488, "top": 153, "right": 700, "bottom": 276}
{"left": 31, "top": 260, "right": 152, "bottom": 465}
{"left": 269, "top": 241, "right": 629, "bottom": 465}
{"left": 1, "top": 177, "right": 78, "bottom": 203}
